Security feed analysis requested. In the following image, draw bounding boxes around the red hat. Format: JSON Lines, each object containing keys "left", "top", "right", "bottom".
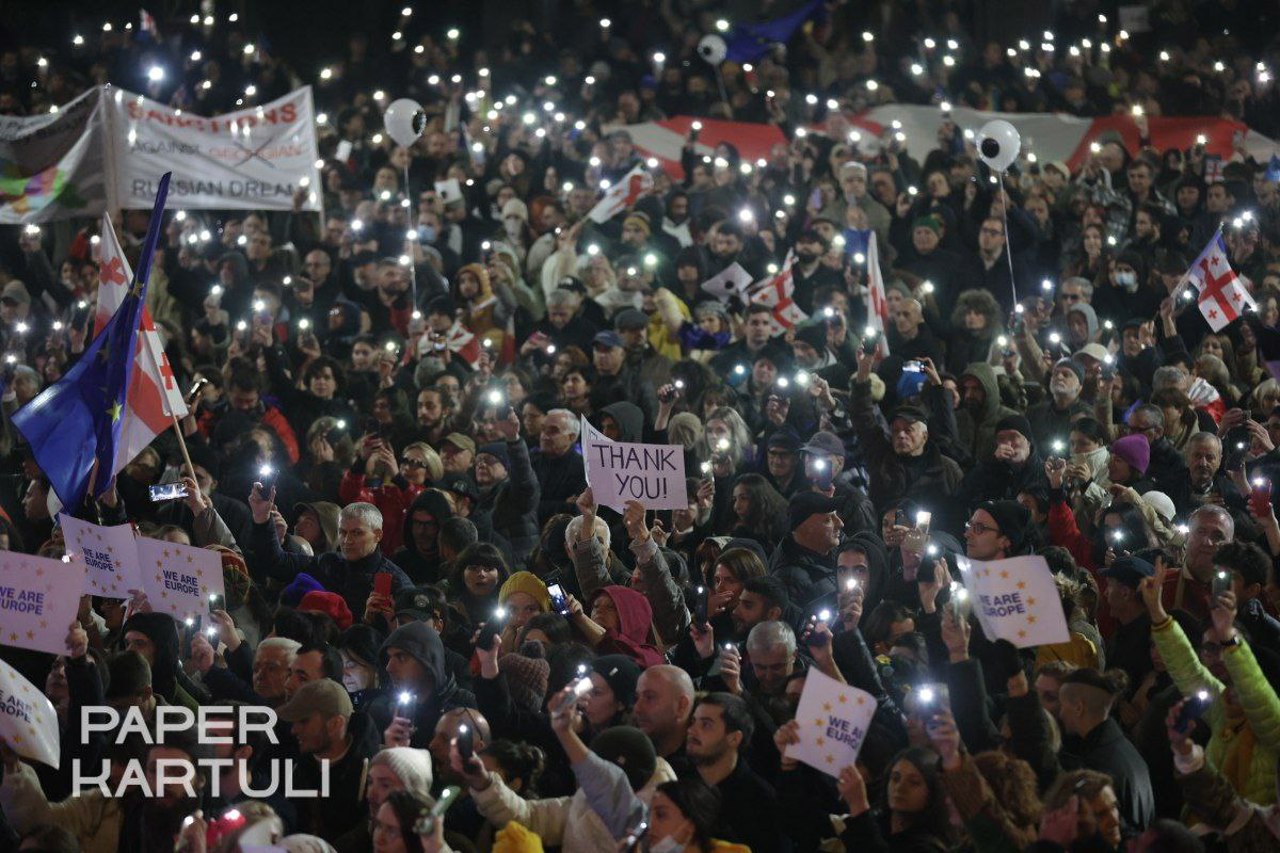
{"left": 299, "top": 590, "right": 353, "bottom": 630}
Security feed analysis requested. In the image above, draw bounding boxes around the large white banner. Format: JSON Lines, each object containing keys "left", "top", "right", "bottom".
{"left": 105, "top": 85, "right": 321, "bottom": 211}
{"left": 0, "top": 87, "right": 108, "bottom": 223}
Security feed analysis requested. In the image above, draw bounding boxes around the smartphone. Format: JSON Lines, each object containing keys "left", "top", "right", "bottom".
{"left": 1225, "top": 426, "right": 1250, "bottom": 469}
{"left": 807, "top": 455, "right": 834, "bottom": 490}
{"left": 547, "top": 582, "right": 570, "bottom": 615}
{"left": 1250, "top": 477, "right": 1272, "bottom": 517}
{"left": 374, "top": 572, "right": 393, "bottom": 598}
{"left": 554, "top": 674, "right": 594, "bottom": 714}
{"left": 208, "top": 593, "right": 224, "bottom": 615}
{"left": 182, "top": 615, "right": 202, "bottom": 643}
{"left": 808, "top": 188, "right": 822, "bottom": 210}
{"left": 801, "top": 609, "right": 832, "bottom": 647}
{"left": 693, "top": 585, "right": 709, "bottom": 627}
{"left": 903, "top": 510, "right": 930, "bottom": 554}
{"left": 908, "top": 682, "right": 951, "bottom": 717}
{"left": 149, "top": 482, "right": 190, "bottom": 502}
{"left": 186, "top": 378, "right": 209, "bottom": 406}
{"left": 413, "top": 786, "right": 461, "bottom": 835}
{"left": 477, "top": 607, "right": 506, "bottom": 651}
{"left": 1174, "top": 688, "right": 1214, "bottom": 733}
{"left": 902, "top": 360, "right": 923, "bottom": 373}
{"left": 257, "top": 464, "right": 277, "bottom": 493}
{"left": 395, "top": 690, "right": 418, "bottom": 718}
{"left": 456, "top": 723, "right": 475, "bottom": 760}
{"left": 947, "top": 585, "right": 971, "bottom": 623}
{"left": 1212, "top": 570, "right": 1232, "bottom": 596}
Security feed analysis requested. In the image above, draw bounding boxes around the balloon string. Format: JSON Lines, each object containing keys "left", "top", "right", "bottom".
{"left": 405, "top": 162, "right": 418, "bottom": 310}
{"left": 999, "top": 169, "right": 1018, "bottom": 311}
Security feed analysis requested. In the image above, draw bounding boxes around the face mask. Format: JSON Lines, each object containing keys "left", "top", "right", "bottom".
{"left": 1115, "top": 270, "right": 1137, "bottom": 290}
{"left": 419, "top": 226, "right": 437, "bottom": 242}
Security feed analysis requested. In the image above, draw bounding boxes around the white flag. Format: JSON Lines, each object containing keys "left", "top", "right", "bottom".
{"left": 864, "top": 231, "right": 890, "bottom": 356}
{"left": 955, "top": 555, "right": 1069, "bottom": 648}
{"left": 1185, "top": 233, "right": 1256, "bottom": 331}
{"left": 699, "top": 262, "right": 754, "bottom": 302}
{"left": 586, "top": 166, "right": 654, "bottom": 224}
{"left": 95, "top": 214, "right": 189, "bottom": 475}
{"left": 784, "top": 668, "right": 877, "bottom": 779}
{"left": 0, "top": 658, "right": 60, "bottom": 767}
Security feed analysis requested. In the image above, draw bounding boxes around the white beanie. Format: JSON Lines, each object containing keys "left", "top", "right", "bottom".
{"left": 1141, "top": 491, "right": 1176, "bottom": 523}
{"left": 370, "top": 747, "right": 434, "bottom": 800}
{"left": 281, "top": 836, "right": 337, "bottom": 853}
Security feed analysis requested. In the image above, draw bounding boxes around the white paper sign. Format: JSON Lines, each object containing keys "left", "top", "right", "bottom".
{"left": 0, "top": 552, "right": 86, "bottom": 655}
{"left": 784, "top": 668, "right": 877, "bottom": 779}
{"left": 700, "top": 262, "right": 753, "bottom": 302}
{"left": 955, "top": 555, "right": 1069, "bottom": 648}
{"left": 0, "top": 657, "right": 60, "bottom": 767}
{"left": 136, "top": 539, "right": 225, "bottom": 622}
{"left": 581, "top": 417, "right": 687, "bottom": 511}
{"left": 61, "top": 515, "right": 142, "bottom": 599}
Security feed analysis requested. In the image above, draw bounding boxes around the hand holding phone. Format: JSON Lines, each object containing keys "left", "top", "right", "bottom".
{"left": 547, "top": 582, "right": 570, "bottom": 615}
{"left": 374, "top": 572, "right": 393, "bottom": 598}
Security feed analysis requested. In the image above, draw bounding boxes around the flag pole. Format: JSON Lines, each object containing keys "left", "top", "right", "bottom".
{"left": 170, "top": 413, "right": 196, "bottom": 480}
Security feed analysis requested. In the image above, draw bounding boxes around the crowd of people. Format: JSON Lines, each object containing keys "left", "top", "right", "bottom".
{"left": 3, "top": 1, "right": 1280, "bottom": 852}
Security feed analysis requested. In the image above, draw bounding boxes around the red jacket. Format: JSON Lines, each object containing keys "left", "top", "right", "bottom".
{"left": 197, "top": 404, "right": 300, "bottom": 464}
{"left": 339, "top": 470, "right": 424, "bottom": 555}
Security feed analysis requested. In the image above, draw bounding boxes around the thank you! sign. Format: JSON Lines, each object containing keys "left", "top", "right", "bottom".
{"left": 582, "top": 416, "right": 687, "bottom": 510}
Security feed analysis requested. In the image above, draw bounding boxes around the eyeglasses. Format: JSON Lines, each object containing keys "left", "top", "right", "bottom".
{"left": 979, "top": 227, "right": 1005, "bottom": 237}
{"left": 965, "top": 520, "right": 1000, "bottom": 535}
{"left": 1061, "top": 293, "right": 1082, "bottom": 302}
{"left": 400, "top": 458, "right": 426, "bottom": 468}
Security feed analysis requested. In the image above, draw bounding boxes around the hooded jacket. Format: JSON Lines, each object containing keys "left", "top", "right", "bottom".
{"left": 372, "top": 622, "right": 477, "bottom": 747}
{"left": 392, "top": 491, "right": 455, "bottom": 585}
{"left": 946, "top": 290, "right": 1003, "bottom": 376}
{"left": 475, "top": 438, "right": 541, "bottom": 569}
{"left": 590, "top": 586, "right": 666, "bottom": 668}
{"left": 600, "top": 401, "right": 645, "bottom": 442}
{"left": 767, "top": 535, "right": 838, "bottom": 617}
{"left": 120, "top": 612, "right": 202, "bottom": 710}
{"left": 955, "top": 362, "right": 1022, "bottom": 463}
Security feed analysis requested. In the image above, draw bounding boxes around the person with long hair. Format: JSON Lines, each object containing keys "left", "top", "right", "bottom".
{"left": 447, "top": 542, "right": 511, "bottom": 628}
{"left": 646, "top": 777, "right": 750, "bottom": 852}
{"left": 727, "top": 474, "right": 789, "bottom": 552}
{"left": 836, "top": 746, "right": 954, "bottom": 852}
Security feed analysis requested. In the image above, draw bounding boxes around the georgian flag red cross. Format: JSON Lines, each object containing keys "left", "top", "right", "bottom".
{"left": 1186, "top": 233, "right": 1255, "bottom": 332}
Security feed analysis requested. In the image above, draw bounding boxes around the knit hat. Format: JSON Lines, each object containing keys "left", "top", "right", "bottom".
{"left": 974, "top": 500, "right": 1031, "bottom": 552}
{"left": 370, "top": 747, "right": 434, "bottom": 800}
{"left": 793, "top": 323, "right": 829, "bottom": 353}
{"left": 912, "top": 214, "right": 943, "bottom": 236}
{"left": 994, "top": 414, "right": 1034, "bottom": 443}
{"left": 590, "top": 654, "right": 643, "bottom": 708}
{"left": 477, "top": 442, "right": 511, "bottom": 470}
{"left": 499, "top": 571, "right": 551, "bottom": 612}
{"left": 1110, "top": 434, "right": 1151, "bottom": 476}
{"left": 1141, "top": 490, "right": 1176, "bottom": 523}
{"left": 281, "top": 572, "right": 325, "bottom": 607}
{"left": 502, "top": 643, "right": 551, "bottom": 713}
{"left": 299, "top": 591, "right": 354, "bottom": 631}
{"left": 493, "top": 821, "right": 546, "bottom": 853}
{"left": 623, "top": 214, "right": 651, "bottom": 237}
{"left": 501, "top": 198, "right": 529, "bottom": 223}
{"left": 591, "top": 725, "right": 657, "bottom": 791}
{"left": 1053, "top": 357, "right": 1084, "bottom": 385}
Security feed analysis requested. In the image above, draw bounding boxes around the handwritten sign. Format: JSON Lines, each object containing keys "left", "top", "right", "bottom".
{"left": 61, "top": 515, "right": 142, "bottom": 599}
{"left": 955, "top": 555, "right": 1069, "bottom": 648}
{"left": 700, "top": 262, "right": 753, "bottom": 302}
{"left": 0, "top": 552, "right": 86, "bottom": 655}
{"left": 784, "top": 668, "right": 877, "bottom": 779}
{"left": 581, "top": 417, "right": 687, "bottom": 511}
{"left": 137, "top": 539, "right": 225, "bottom": 622}
{"left": 0, "top": 657, "right": 60, "bottom": 767}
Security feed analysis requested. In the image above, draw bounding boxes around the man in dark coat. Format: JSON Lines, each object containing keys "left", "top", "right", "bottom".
{"left": 768, "top": 492, "right": 843, "bottom": 616}
{"left": 473, "top": 414, "right": 541, "bottom": 569}
{"left": 959, "top": 414, "right": 1049, "bottom": 505}
{"left": 374, "top": 622, "right": 478, "bottom": 749}
{"left": 531, "top": 408, "right": 587, "bottom": 523}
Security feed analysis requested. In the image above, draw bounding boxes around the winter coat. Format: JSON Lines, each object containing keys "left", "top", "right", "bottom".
{"left": 474, "top": 438, "right": 541, "bottom": 569}
{"left": 339, "top": 470, "right": 425, "bottom": 557}
{"left": 392, "top": 491, "right": 455, "bottom": 585}
{"left": 369, "top": 622, "right": 477, "bottom": 747}
{"left": 587, "top": 585, "right": 666, "bottom": 667}
{"left": 0, "top": 762, "right": 122, "bottom": 853}
{"left": 767, "top": 536, "right": 838, "bottom": 617}
{"left": 955, "top": 362, "right": 1022, "bottom": 463}
{"left": 1059, "top": 716, "right": 1155, "bottom": 831}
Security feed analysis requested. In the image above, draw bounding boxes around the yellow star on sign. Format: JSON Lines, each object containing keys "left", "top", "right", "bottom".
{"left": 107, "top": 401, "right": 123, "bottom": 422}
{"left": 1027, "top": 597, "right": 1037, "bottom": 606}
{"left": 999, "top": 570, "right": 1010, "bottom": 579}
{"left": 825, "top": 754, "right": 835, "bottom": 764}
{"left": 816, "top": 736, "right": 826, "bottom": 747}
{"left": 1016, "top": 581, "right": 1027, "bottom": 590}
{"left": 25, "top": 631, "right": 33, "bottom": 640}
{"left": 856, "top": 695, "right": 866, "bottom": 706}
{"left": 1018, "top": 630, "right": 1027, "bottom": 639}
{"left": 814, "top": 718, "right": 824, "bottom": 727}
{"left": 822, "top": 702, "right": 832, "bottom": 712}
{"left": 1027, "top": 615, "right": 1037, "bottom": 624}
{"left": 838, "top": 694, "right": 848, "bottom": 704}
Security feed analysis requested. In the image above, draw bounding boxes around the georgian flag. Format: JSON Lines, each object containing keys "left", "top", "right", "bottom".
{"left": 586, "top": 165, "right": 654, "bottom": 224}
{"left": 94, "top": 214, "right": 189, "bottom": 474}
{"left": 748, "top": 253, "right": 808, "bottom": 335}
{"left": 1186, "top": 233, "right": 1255, "bottom": 332}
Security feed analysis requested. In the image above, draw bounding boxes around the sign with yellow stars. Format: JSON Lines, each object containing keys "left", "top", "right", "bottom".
{"left": 136, "top": 537, "right": 224, "bottom": 623}
{"left": 0, "top": 551, "right": 85, "bottom": 656}
{"left": 783, "top": 668, "right": 877, "bottom": 779}
{"left": 0, "top": 657, "right": 60, "bottom": 768}
{"left": 60, "top": 514, "right": 141, "bottom": 599}
{"left": 955, "top": 555, "right": 1069, "bottom": 649}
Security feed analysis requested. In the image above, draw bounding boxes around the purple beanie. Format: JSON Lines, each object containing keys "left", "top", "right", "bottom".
{"left": 1110, "top": 434, "right": 1150, "bottom": 476}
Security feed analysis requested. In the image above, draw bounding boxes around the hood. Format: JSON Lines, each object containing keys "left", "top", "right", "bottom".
{"left": 1067, "top": 303, "right": 1098, "bottom": 343}
{"left": 950, "top": 288, "right": 1002, "bottom": 331}
{"left": 847, "top": 532, "right": 889, "bottom": 615}
{"left": 296, "top": 501, "right": 341, "bottom": 552}
{"left": 960, "top": 362, "right": 1002, "bottom": 423}
{"left": 122, "top": 612, "right": 180, "bottom": 702}
{"left": 379, "top": 621, "right": 452, "bottom": 699}
{"left": 590, "top": 585, "right": 664, "bottom": 667}
{"left": 399, "top": 490, "right": 455, "bottom": 560}
{"left": 601, "top": 402, "right": 645, "bottom": 442}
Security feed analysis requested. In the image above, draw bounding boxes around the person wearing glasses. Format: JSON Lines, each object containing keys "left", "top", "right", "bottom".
{"left": 963, "top": 499, "right": 1034, "bottom": 562}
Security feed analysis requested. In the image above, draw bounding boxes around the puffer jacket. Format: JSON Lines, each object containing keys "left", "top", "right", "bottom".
{"left": 1152, "top": 617, "right": 1280, "bottom": 806}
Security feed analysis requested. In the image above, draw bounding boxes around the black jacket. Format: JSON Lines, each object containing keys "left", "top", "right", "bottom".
{"left": 1060, "top": 717, "right": 1156, "bottom": 832}
{"left": 475, "top": 437, "right": 541, "bottom": 568}
{"left": 370, "top": 622, "right": 477, "bottom": 747}
{"left": 293, "top": 711, "right": 381, "bottom": 842}
{"left": 767, "top": 536, "right": 838, "bottom": 616}
{"left": 531, "top": 447, "right": 586, "bottom": 524}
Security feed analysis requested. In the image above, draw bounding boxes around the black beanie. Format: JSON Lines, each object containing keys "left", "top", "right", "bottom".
{"left": 591, "top": 725, "right": 657, "bottom": 791}
{"left": 976, "top": 500, "right": 1031, "bottom": 553}
{"left": 994, "top": 414, "right": 1034, "bottom": 444}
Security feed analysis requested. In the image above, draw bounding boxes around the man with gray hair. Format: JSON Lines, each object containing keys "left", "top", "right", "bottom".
{"left": 1169, "top": 432, "right": 1248, "bottom": 520}
{"left": 248, "top": 484, "right": 413, "bottom": 617}
{"left": 743, "top": 621, "right": 798, "bottom": 724}
{"left": 533, "top": 408, "right": 586, "bottom": 523}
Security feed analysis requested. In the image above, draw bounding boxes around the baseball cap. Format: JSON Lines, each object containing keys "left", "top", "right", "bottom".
{"left": 593, "top": 330, "right": 624, "bottom": 349}
{"left": 436, "top": 473, "right": 479, "bottom": 503}
{"left": 277, "top": 679, "right": 354, "bottom": 722}
{"left": 767, "top": 431, "right": 802, "bottom": 453}
{"left": 441, "top": 433, "right": 476, "bottom": 455}
{"left": 788, "top": 491, "right": 842, "bottom": 529}
{"left": 1101, "top": 555, "right": 1155, "bottom": 589}
{"left": 889, "top": 404, "right": 929, "bottom": 425}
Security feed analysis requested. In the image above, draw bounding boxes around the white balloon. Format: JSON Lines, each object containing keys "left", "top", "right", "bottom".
{"left": 383, "top": 98, "right": 426, "bottom": 148}
{"left": 977, "top": 119, "right": 1021, "bottom": 172}
{"left": 697, "top": 34, "right": 727, "bottom": 66}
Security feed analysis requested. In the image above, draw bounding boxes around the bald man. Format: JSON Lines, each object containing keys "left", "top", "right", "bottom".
{"left": 632, "top": 665, "right": 694, "bottom": 760}
{"left": 430, "top": 707, "right": 491, "bottom": 786}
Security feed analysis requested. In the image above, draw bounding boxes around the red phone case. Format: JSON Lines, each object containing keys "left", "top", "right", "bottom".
{"left": 374, "top": 573, "right": 392, "bottom": 597}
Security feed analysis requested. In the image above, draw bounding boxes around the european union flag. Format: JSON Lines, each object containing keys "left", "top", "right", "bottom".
{"left": 13, "top": 173, "right": 170, "bottom": 511}
{"left": 725, "top": 0, "right": 825, "bottom": 64}
{"left": 1266, "top": 155, "right": 1280, "bottom": 184}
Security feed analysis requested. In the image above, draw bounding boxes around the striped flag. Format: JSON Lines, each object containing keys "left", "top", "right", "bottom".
{"left": 865, "top": 230, "right": 890, "bottom": 356}
{"left": 95, "top": 214, "right": 188, "bottom": 474}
